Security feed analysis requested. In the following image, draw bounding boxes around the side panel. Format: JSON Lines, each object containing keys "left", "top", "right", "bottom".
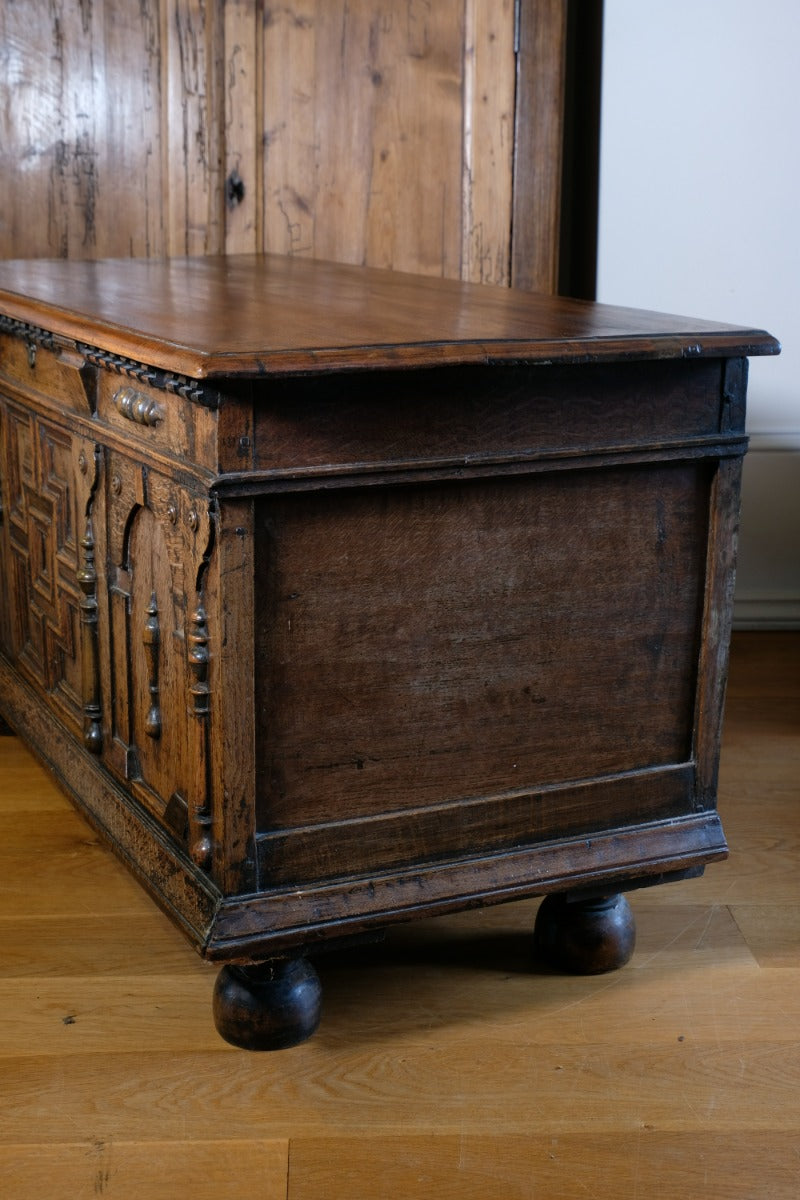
{"left": 254, "top": 460, "right": 712, "bottom": 884}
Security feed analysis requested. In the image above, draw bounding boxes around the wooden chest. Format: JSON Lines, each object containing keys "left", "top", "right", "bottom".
{"left": 0, "top": 255, "right": 778, "bottom": 1048}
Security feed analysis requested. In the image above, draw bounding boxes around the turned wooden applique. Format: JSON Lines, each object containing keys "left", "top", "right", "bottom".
{"left": 75, "top": 441, "right": 102, "bottom": 754}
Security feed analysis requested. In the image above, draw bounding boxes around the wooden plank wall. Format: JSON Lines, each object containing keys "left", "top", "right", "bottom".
{"left": 0, "top": 0, "right": 566, "bottom": 291}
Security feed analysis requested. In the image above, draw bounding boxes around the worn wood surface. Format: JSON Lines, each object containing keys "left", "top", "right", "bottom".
{"left": 0, "top": 0, "right": 167, "bottom": 260}
{"left": 255, "top": 464, "right": 709, "bottom": 858}
{"left": 0, "top": 0, "right": 559, "bottom": 288}
{"left": 0, "top": 255, "right": 778, "bottom": 1045}
{"left": 512, "top": 0, "right": 568, "bottom": 293}
{"left": 0, "top": 633, "right": 798, "bottom": 1196}
{"left": 0, "top": 254, "right": 779, "bottom": 379}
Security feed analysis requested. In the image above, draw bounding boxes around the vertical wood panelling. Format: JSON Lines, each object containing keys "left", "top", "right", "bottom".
{"left": 162, "top": 0, "right": 226, "bottom": 256}
{"left": 0, "top": 0, "right": 166, "bottom": 259}
{"left": 358, "top": 0, "right": 466, "bottom": 277}
{"left": 260, "top": 1, "right": 468, "bottom": 277}
{"left": 223, "top": 0, "right": 261, "bottom": 254}
{"left": 260, "top": 1, "right": 318, "bottom": 259}
{"left": 511, "top": 0, "right": 568, "bottom": 293}
{"left": 103, "top": 0, "right": 167, "bottom": 258}
{"left": 461, "top": 0, "right": 517, "bottom": 285}
{"left": 0, "top": 1, "right": 567, "bottom": 290}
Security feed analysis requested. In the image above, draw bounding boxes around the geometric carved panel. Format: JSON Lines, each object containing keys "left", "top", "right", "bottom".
{"left": 0, "top": 398, "right": 89, "bottom": 735}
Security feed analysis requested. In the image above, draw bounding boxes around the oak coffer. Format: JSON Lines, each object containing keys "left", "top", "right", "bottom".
{"left": 0, "top": 255, "right": 779, "bottom": 1048}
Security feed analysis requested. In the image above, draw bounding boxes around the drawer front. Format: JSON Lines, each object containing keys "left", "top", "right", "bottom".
{"left": 96, "top": 371, "right": 217, "bottom": 472}
{"left": 0, "top": 332, "right": 91, "bottom": 416}
{"left": 0, "top": 332, "right": 219, "bottom": 476}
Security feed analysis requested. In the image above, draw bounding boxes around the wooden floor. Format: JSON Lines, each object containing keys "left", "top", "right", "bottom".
{"left": 0, "top": 632, "right": 798, "bottom": 1199}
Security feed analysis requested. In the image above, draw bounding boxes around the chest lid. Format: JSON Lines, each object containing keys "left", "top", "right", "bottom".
{"left": 0, "top": 253, "right": 780, "bottom": 380}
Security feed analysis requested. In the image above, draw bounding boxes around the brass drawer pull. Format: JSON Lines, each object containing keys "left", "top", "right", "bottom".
{"left": 112, "top": 385, "right": 163, "bottom": 427}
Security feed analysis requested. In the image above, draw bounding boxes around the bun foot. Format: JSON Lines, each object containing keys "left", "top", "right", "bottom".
{"left": 533, "top": 893, "right": 636, "bottom": 975}
{"left": 213, "top": 957, "right": 322, "bottom": 1050}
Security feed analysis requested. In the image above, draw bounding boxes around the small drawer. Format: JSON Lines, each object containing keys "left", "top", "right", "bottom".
{"left": 96, "top": 371, "right": 217, "bottom": 470}
{"left": 0, "top": 332, "right": 91, "bottom": 415}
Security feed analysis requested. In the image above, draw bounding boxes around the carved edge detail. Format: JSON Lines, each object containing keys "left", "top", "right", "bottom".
{"left": 0, "top": 314, "right": 56, "bottom": 352}
{"left": 0, "top": 317, "right": 214, "bottom": 406}
{"left": 77, "top": 344, "right": 211, "bottom": 406}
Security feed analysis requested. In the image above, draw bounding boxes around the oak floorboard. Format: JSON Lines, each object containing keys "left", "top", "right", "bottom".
{"left": 0, "top": 913, "right": 205, "bottom": 978}
{"left": 287, "top": 1133, "right": 800, "bottom": 1200}
{"left": 730, "top": 905, "right": 800, "bottom": 968}
{"left": 0, "top": 738, "right": 81, "bottom": 812}
{"left": 0, "top": 632, "right": 797, "bottom": 1197}
{"left": 0, "top": 809, "right": 150, "bottom": 916}
{"left": 3, "top": 1037, "right": 800, "bottom": 1143}
{"left": 6, "top": 960, "right": 800, "bottom": 1059}
{"left": 0, "top": 1140, "right": 288, "bottom": 1200}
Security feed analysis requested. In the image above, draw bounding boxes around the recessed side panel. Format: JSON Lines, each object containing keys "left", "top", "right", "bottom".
{"left": 254, "top": 462, "right": 711, "bottom": 883}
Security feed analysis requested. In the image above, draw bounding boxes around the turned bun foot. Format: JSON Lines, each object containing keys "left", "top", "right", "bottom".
{"left": 533, "top": 893, "right": 636, "bottom": 975}
{"left": 213, "top": 957, "right": 322, "bottom": 1050}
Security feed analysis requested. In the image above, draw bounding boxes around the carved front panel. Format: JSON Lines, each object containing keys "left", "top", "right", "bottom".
{"left": 0, "top": 396, "right": 100, "bottom": 743}
{"left": 103, "top": 449, "right": 215, "bottom": 866}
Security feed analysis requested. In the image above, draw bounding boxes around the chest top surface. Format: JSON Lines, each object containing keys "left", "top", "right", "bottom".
{"left": 0, "top": 254, "right": 779, "bottom": 381}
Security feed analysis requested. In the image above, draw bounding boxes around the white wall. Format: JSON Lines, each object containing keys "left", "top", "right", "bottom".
{"left": 597, "top": 0, "right": 800, "bottom": 627}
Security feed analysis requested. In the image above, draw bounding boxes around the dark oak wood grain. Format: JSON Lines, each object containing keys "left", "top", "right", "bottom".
{"left": 0, "top": 255, "right": 778, "bottom": 379}
{"left": 0, "top": 254, "right": 778, "bottom": 1049}
{"left": 255, "top": 465, "right": 707, "bottom": 825}
{"left": 512, "top": 0, "right": 568, "bottom": 294}
{"left": 0, "top": 1, "right": 560, "bottom": 288}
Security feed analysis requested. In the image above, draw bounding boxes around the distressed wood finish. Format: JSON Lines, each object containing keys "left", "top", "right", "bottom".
{"left": 512, "top": 0, "right": 568, "bottom": 292}
{"left": 0, "top": 255, "right": 776, "bottom": 380}
{"left": 0, "top": 0, "right": 166, "bottom": 260}
{"left": 0, "top": 254, "right": 779, "bottom": 1048}
{"left": 0, "top": 0, "right": 558, "bottom": 287}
